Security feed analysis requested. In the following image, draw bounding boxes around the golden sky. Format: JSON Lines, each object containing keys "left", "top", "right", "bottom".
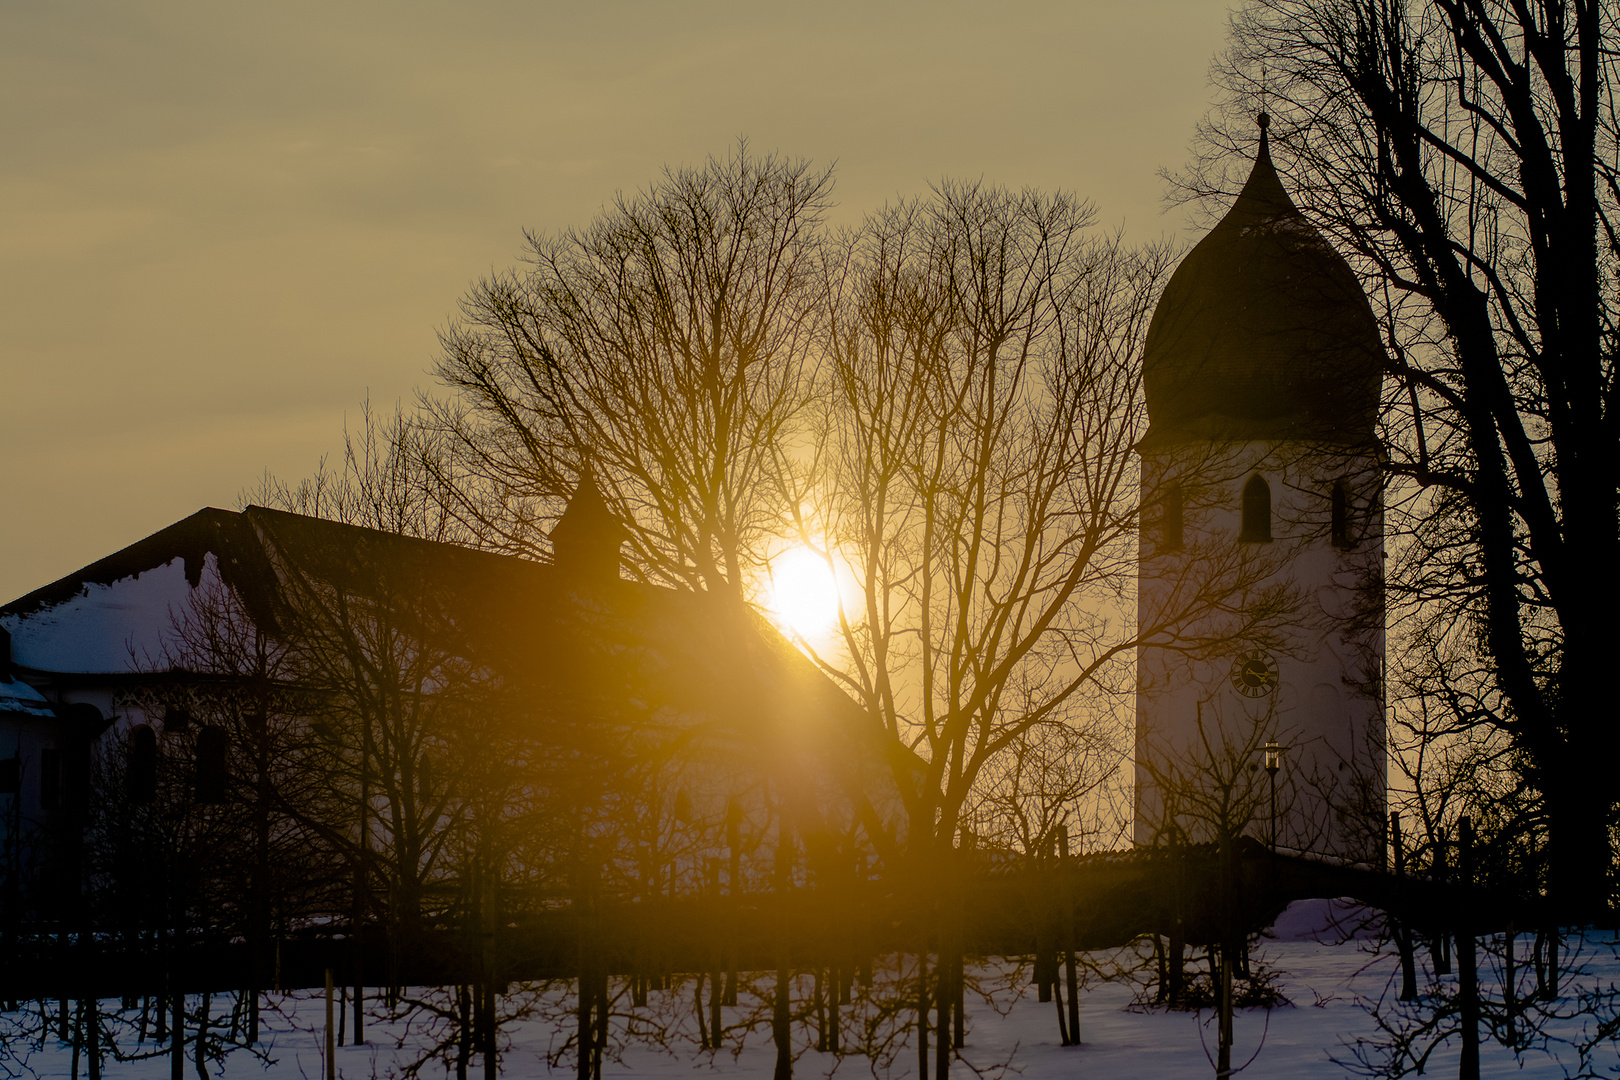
{"left": 1, "top": 0, "right": 1233, "bottom": 602}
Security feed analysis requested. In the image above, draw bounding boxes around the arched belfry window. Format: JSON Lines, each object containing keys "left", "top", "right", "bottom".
{"left": 1330, "top": 480, "right": 1353, "bottom": 548}
{"left": 1239, "top": 475, "right": 1272, "bottom": 542}
{"left": 129, "top": 725, "right": 157, "bottom": 804}
{"left": 1160, "top": 482, "right": 1184, "bottom": 553}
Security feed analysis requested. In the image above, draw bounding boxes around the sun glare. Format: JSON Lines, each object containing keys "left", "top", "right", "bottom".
{"left": 768, "top": 546, "right": 840, "bottom": 638}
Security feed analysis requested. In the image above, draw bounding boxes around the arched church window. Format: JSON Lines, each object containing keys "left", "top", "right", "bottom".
{"left": 1331, "top": 480, "right": 1353, "bottom": 548}
{"left": 1239, "top": 475, "right": 1272, "bottom": 542}
{"left": 1160, "top": 483, "right": 1184, "bottom": 553}
{"left": 40, "top": 748, "right": 60, "bottom": 811}
{"left": 129, "top": 725, "right": 157, "bottom": 804}
{"left": 195, "top": 725, "right": 229, "bottom": 805}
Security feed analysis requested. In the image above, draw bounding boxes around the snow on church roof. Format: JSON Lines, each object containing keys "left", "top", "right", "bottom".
{"left": 1, "top": 508, "right": 239, "bottom": 676}
{"left": 0, "top": 673, "right": 54, "bottom": 718}
{"left": 1, "top": 555, "right": 215, "bottom": 674}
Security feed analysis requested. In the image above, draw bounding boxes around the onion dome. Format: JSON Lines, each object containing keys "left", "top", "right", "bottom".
{"left": 1141, "top": 117, "right": 1383, "bottom": 445}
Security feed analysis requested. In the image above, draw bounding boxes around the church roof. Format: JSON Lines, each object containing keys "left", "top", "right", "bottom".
{"left": 1140, "top": 120, "right": 1383, "bottom": 445}
{"left": 0, "top": 508, "right": 903, "bottom": 821}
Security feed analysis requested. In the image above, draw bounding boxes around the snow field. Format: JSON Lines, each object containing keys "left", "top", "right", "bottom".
{"left": 9, "top": 928, "right": 1620, "bottom": 1079}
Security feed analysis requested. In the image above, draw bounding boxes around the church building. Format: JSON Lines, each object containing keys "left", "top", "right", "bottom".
{"left": 0, "top": 480, "right": 904, "bottom": 923}
{"left": 1134, "top": 117, "right": 1387, "bottom": 864}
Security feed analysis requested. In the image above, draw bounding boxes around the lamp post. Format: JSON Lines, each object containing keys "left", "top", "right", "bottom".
{"left": 1263, "top": 739, "right": 1281, "bottom": 852}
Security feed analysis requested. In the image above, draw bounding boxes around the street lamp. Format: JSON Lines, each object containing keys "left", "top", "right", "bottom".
{"left": 1263, "top": 739, "right": 1282, "bottom": 852}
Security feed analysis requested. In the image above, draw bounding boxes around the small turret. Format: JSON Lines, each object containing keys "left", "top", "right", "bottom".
{"left": 550, "top": 466, "right": 630, "bottom": 584}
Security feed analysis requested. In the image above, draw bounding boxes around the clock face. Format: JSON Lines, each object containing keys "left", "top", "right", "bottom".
{"left": 1230, "top": 650, "right": 1279, "bottom": 698}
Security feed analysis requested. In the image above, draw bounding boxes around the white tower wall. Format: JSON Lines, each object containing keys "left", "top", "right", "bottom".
{"left": 1134, "top": 440, "right": 1385, "bottom": 864}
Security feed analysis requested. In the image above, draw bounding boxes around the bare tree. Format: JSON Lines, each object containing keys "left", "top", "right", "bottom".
{"left": 812, "top": 186, "right": 1162, "bottom": 863}
{"left": 794, "top": 181, "right": 1313, "bottom": 1076}
{"left": 1177, "top": 0, "right": 1620, "bottom": 917}
{"left": 1136, "top": 701, "right": 1290, "bottom": 1079}
{"left": 427, "top": 143, "right": 833, "bottom": 598}
{"left": 249, "top": 398, "right": 463, "bottom": 545}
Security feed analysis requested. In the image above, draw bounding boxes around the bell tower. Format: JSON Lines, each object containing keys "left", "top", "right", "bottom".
{"left": 1133, "top": 117, "right": 1386, "bottom": 863}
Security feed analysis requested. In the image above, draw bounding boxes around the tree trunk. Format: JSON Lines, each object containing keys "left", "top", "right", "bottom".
{"left": 323, "top": 970, "right": 334, "bottom": 1080}
{"left": 935, "top": 859, "right": 955, "bottom": 1078}
{"left": 1217, "top": 830, "right": 1235, "bottom": 1080}
{"left": 773, "top": 954, "right": 791, "bottom": 1080}
{"left": 708, "top": 859, "right": 722, "bottom": 1047}
{"left": 576, "top": 885, "right": 592, "bottom": 1080}
{"left": 70, "top": 998, "right": 81, "bottom": 1080}
{"left": 952, "top": 949, "right": 964, "bottom": 1051}
{"left": 1391, "top": 814, "right": 1417, "bottom": 1001}
{"left": 171, "top": 984, "right": 185, "bottom": 1080}
{"left": 1216, "top": 946, "right": 1232, "bottom": 1079}
{"left": 725, "top": 844, "right": 741, "bottom": 1007}
{"left": 249, "top": 689, "right": 271, "bottom": 1047}
{"left": 1058, "top": 827, "right": 1078, "bottom": 1045}
{"left": 353, "top": 713, "right": 370, "bottom": 1047}
{"left": 351, "top": 948, "right": 363, "bottom": 1047}
{"left": 1544, "top": 928, "right": 1560, "bottom": 1000}
{"left": 1503, "top": 925, "right": 1516, "bottom": 1047}
{"left": 1169, "top": 841, "right": 1186, "bottom": 1007}
{"left": 1458, "top": 818, "right": 1479, "bottom": 1080}
{"left": 774, "top": 830, "right": 792, "bottom": 1080}
{"left": 1395, "top": 925, "right": 1418, "bottom": 1002}
{"left": 87, "top": 996, "right": 100, "bottom": 1080}
{"left": 915, "top": 947, "right": 930, "bottom": 1080}
{"left": 593, "top": 973, "right": 607, "bottom": 1080}
{"left": 1052, "top": 976, "right": 1068, "bottom": 1045}
{"left": 483, "top": 981, "right": 498, "bottom": 1080}
{"left": 456, "top": 985, "right": 470, "bottom": 1080}
{"left": 194, "top": 990, "right": 210, "bottom": 1080}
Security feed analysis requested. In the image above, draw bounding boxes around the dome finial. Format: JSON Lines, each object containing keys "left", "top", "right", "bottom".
{"left": 1257, "top": 112, "right": 1271, "bottom": 156}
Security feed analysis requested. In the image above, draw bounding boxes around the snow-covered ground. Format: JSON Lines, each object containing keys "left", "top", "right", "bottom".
{"left": 9, "top": 902, "right": 1620, "bottom": 1079}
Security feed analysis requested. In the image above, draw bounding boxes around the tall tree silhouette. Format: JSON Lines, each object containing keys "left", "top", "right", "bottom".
{"left": 428, "top": 143, "right": 832, "bottom": 599}
{"left": 1180, "top": 0, "right": 1620, "bottom": 917}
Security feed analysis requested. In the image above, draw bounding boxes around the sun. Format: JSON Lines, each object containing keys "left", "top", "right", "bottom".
{"left": 767, "top": 546, "right": 840, "bottom": 638}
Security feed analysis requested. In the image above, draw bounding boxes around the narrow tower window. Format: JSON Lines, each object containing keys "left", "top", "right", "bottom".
{"left": 1161, "top": 482, "right": 1184, "bottom": 553}
{"left": 1331, "top": 480, "right": 1353, "bottom": 548}
{"left": 1239, "top": 475, "right": 1272, "bottom": 542}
